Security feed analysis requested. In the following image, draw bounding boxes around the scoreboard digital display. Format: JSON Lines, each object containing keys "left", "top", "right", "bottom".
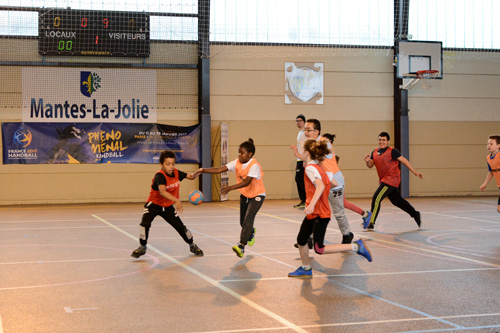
{"left": 38, "top": 9, "right": 150, "bottom": 57}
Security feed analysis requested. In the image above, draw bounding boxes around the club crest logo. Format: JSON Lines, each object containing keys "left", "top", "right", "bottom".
{"left": 80, "top": 71, "right": 102, "bottom": 97}
{"left": 13, "top": 128, "right": 32, "bottom": 147}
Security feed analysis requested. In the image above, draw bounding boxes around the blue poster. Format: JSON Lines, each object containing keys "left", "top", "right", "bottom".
{"left": 1, "top": 122, "right": 200, "bottom": 164}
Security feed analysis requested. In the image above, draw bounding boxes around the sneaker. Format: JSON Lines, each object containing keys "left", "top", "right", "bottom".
{"left": 248, "top": 228, "right": 256, "bottom": 246}
{"left": 232, "top": 244, "right": 245, "bottom": 258}
{"left": 354, "top": 239, "right": 372, "bottom": 262}
{"left": 190, "top": 243, "right": 204, "bottom": 256}
{"left": 341, "top": 232, "right": 354, "bottom": 244}
{"left": 131, "top": 245, "right": 147, "bottom": 258}
{"left": 361, "top": 221, "right": 375, "bottom": 230}
{"left": 293, "top": 202, "right": 306, "bottom": 209}
{"left": 294, "top": 236, "right": 313, "bottom": 249}
{"left": 362, "top": 211, "right": 372, "bottom": 229}
{"left": 414, "top": 211, "right": 421, "bottom": 228}
{"left": 288, "top": 266, "right": 312, "bottom": 278}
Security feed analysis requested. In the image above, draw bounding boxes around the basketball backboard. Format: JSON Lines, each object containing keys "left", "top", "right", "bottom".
{"left": 397, "top": 41, "right": 443, "bottom": 79}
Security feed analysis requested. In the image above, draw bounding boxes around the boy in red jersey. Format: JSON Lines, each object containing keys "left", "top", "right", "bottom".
{"left": 363, "top": 132, "right": 423, "bottom": 230}
{"left": 479, "top": 135, "right": 500, "bottom": 214}
{"left": 131, "top": 150, "right": 203, "bottom": 258}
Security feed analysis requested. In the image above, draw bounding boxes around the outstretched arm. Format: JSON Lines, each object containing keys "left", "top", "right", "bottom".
{"left": 397, "top": 156, "right": 423, "bottom": 179}
{"left": 195, "top": 165, "right": 228, "bottom": 175}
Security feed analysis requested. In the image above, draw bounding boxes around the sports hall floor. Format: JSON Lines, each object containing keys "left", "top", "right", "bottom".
{"left": 1, "top": 197, "right": 499, "bottom": 333}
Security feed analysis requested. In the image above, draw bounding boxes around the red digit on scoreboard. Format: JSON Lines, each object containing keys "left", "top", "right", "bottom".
{"left": 103, "top": 18, "right": 109, "bottom": 28}
{"left": 95, "top": 35, "right": 99, "bottom": 44}
{"left": 81, "top": 17, "right": 88, "bottom": 28}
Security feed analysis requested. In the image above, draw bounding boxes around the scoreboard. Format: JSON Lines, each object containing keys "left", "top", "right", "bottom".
{"left": 38, "top": 9, "right": 150, "bottom": 57}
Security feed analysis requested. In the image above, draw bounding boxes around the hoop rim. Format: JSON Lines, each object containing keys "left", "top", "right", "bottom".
{"left": 416, "top": 70, "right": 439, "bottom": 78}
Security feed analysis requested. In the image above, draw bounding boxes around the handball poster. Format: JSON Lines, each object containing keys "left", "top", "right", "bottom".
{"left": 2, "top": 122, "right": 200, "bottom": 164}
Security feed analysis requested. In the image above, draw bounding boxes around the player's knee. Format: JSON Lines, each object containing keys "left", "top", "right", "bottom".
{"left": 185, "top": 228, "right": 193, "bottom": 240}
{"left": 314, "top": 242, "right": 325, "bottom": 255}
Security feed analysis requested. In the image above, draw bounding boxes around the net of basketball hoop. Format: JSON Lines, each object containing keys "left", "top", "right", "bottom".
{"left": 401, "top": 70, "right": 439, "bottom": 90}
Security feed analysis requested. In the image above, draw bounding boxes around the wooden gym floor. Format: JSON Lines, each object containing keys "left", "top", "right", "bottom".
{"left": 1, "top": 197, "right": 499, "bottom": 333}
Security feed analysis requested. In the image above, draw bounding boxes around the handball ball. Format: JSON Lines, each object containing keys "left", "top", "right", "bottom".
{"left": 188, "top": 190, "right": 204, "bottom": 205}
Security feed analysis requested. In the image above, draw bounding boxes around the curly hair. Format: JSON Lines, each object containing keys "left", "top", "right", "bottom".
{"left": 303, "top": 139, "right": 330, "bottom": 162}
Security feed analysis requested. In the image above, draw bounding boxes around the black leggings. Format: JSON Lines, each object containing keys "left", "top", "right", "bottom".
{"left": 239, "top": 195, "right": 265, "bottom": 244}
{"left": 139, "top": 202, "right": 193, "bottom": 246}
{"left": 296, "top": 216, "right": 330, "bottom": 248}
{"left": 295, "top": 161, "right": 306, "bottom": 203}
{"left": 370, "top": 183, "right": 418, "bottom": 224}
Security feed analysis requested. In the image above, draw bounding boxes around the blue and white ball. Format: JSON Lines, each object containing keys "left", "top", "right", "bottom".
{"left": 188, "top": 190, "right": 204, "bottom": 205}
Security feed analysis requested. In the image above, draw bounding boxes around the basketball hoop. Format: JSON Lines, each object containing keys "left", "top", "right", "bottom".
{"left": 416, "top": 70, "right": 439, "bottom": 90}
{"left": 401, "top": 70, "right": 439, "bottom": 90}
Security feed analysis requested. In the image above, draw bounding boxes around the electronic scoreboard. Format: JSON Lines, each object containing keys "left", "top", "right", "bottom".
{"left": 38, "top": 9, "right": 150, "bottom": 57}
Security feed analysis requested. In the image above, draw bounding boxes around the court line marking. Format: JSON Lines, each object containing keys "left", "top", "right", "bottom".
{"left": 0, "top": 257, "right": 135, "bottom": 265}
{"left": 248, "top": 206, "right": 500, "bottom": 269}
{"left": 219, "top": 204, "right": 500, "bottom": 268}
{"left": 426, "top": 211, "right": 500, "bottom": 225}
{"left": 190, "top": 230, "right": 462, "bottom": 329}
{"left": 91, "top": 214, "right": 307, "bottom": 333}
{"left": 216, "top": 266, "right": 500, "bottom": 283}
{"left": 0, "top": 314, "right": 3, "bottom": 333}
{"left": 194, "top": 312, "right": 500, "bottom": 332}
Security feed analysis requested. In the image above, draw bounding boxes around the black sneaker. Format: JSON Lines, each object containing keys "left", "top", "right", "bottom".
{"left": 367, "top": 223, "right": 375, "bottom": 230}
{"left": 341, "top": 232, "right": 354, "bottom": 244}
{"left": 131, "top": 245, "right": 147, "bottom": 258}
{"left": 190, "top": 243, "right": 204, "bottom": 256}
{"left": 414, "top": 211, "right": 421, "bottom": 228}
{"left": 293, "top": 202, "right": 306, "bottom": 209}
{"left": 294, "top": 237, "right": 313, "bottom": 249}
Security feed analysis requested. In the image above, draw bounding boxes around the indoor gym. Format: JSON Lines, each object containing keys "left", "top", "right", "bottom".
{"left": 1, "top": 0, "right": 500, "bottom": 332}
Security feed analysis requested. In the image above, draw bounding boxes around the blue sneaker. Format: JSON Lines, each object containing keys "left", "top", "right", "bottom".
{"left": 355, "top": 239, "right": 372, "bottom": 262}
{"left": 362, "top": 211, "right": 372, "bottom": 229}
{"left": 288, "top": 266, "right": 312, "bottom": 278}
{"left": 248, "top": 228, "right": 256, "bottom": 246}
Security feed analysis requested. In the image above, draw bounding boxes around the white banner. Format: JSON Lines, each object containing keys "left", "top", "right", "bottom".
{"left": 220, "top": 122, "right": 229, "bottom": 201}
{"left": 22, "top": 67, "right": 156, "bottom": 123}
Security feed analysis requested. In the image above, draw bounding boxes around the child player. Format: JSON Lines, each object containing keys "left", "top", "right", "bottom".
{"left": 196, "top": 138, "right": 265, "bottom": 258}
{"left": 131, "top": 150, "right": 204, "bottom": 258}
{"left": 289, "top": 139, "right": 372, "bottom": 278}
{"left": 479, "top": 135, "right": 500, "bottom": 214}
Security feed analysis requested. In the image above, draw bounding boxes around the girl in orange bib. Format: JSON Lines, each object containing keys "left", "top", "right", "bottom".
{"left": 289, "top": 140, "right": 372, "bottom": 278}
{"left": 196, "top": 138, "right": 265, "bottom": 258}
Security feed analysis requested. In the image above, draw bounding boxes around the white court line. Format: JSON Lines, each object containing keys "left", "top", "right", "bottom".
{"left": 440, "top": 200, "right": 494, "bottom": 208}
{"left": 189, "top": 231, "right": 462, "bottom": 329}
{"left": 91, "top": 214, "right": 307, "bottom": 333}
{"left": 217, "top": 266, "right": 500, "bottom": 283}
{"left": 194, "top": 312, "right": 500, "bottom": 333}
{"left": 426, "top": 211, "right": 500, "bottom": 225}
{"left": 0, "top": 314, "right": 3, "bottom": 333}
{"left": 0, "top": 257, "right": 133, "bottom": 265}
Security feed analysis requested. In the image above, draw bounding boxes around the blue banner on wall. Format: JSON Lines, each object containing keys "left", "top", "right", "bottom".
{"left": 1, "top": 122, "right": 200, "bottom": 164}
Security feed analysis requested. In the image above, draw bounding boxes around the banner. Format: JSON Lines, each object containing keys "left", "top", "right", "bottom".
{"left": 220, "top": 123, "right": 229, "bottom": 201}
{"left": 22, "top": 67, "right": 157, "bottom": 123}
{"left": 2, "top": 123, "right": 200, "bottom": 164}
